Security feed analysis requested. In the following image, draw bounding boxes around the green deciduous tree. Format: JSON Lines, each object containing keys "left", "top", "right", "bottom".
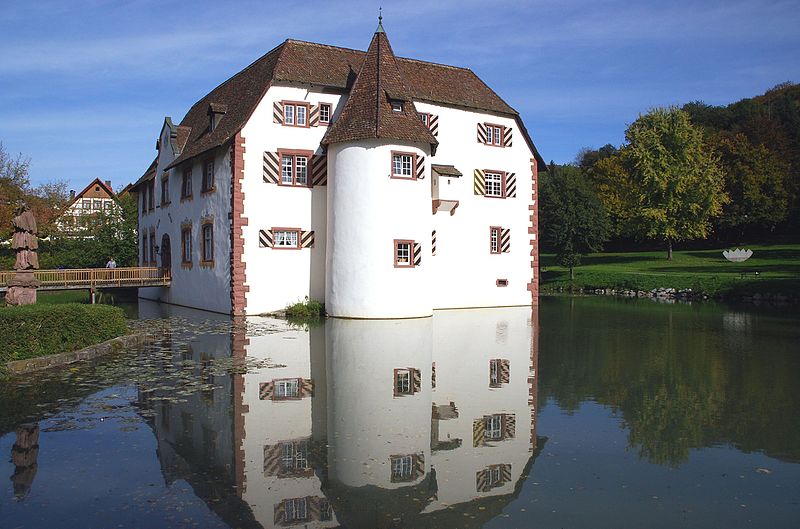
{"left": 540, "top": 163, "right": 610, "bottom": 279}
{"left": 622, "top": 107, "right": 727, "bottom": 259}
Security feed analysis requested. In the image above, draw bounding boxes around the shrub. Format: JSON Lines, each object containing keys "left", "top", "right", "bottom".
{"left": 285, "top": 297, "right": 326, "bottom": 325}
{"left": 0, "top": 303, "right": 128, "bottom": 363}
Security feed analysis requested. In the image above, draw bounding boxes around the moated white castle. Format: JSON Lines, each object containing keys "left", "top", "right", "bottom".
{"left": 134, "top": 23, "right": 545, "bottom": 317}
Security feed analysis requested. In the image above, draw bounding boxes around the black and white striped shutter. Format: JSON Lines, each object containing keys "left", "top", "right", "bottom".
{"left": 263, "top": 152, "right": 279, "bottom": 184}
{"left": 505, "top": 172, "right": 517, "bottom": 197}
{"left": 501, "top": 464, "right": 512, "bottom": 482}
{"left": 503, "top": 127, "right": 513, "bottom": 147}
{"left": 473, "top": 418, "right": 486, "bottom": 447}
{"left": 501, "top": 228, "right": 511, "bottom": 253}
{"left": 503, "top": 414, "right": 516, "bottom": 438}
{"left": 477, "top": 122, "right": 487, "bottom": 144}
{"left": 300, "top": 230, "right": 315, "bottom": 248}
{"left": 311, "top": 155, "right": 327, "bottom": 186}
{"left": 309, "top": 104, "right": 320, "bottom": 127}
{"left": 412, "top": 368, "right": 421, "bottom": 393}
{"left": 272, "top": 102, "right": 284, "bottom": 124}
{"left": 474, "top": 169, "right": 486, "bottom": 195}
{"left": 476, "top": 469, "right": 488, "bottom": 492}
{"left": 500, "top": 359, "right": 510, "bottom": 383}
{"left": 300, "top": 378, "right": 314, "bottom": 397}
{"left": 259, "top": 381, "right": 274, "bottom": 399}
{"left": 416, "top": 154, "right": 425, "bottom": 179}
{"left": 273, "top": 502, "right": 286, "bottom": 525}
{"left": 412, "top": 453, "right": 425, "bottom": 479}
{"left": 428, "top": 114, "right": 439, "bottom": 136}
{"left": 413, "top": 242, "right": 422, "bottom": 266}
{"left": 263, "top": 444, "right": 282, "bottom": 476}
{"left": 431, "top": 230, "right": 437, "bottom": 256}
{"left": 259, "top": 229, "right": 273, "bottom": 248}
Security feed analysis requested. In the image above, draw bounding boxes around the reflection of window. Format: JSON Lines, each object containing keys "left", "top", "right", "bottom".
{"left": 487, "top": 465, "right": 502, "bottom": 486}
{"left": 485, "top": 414, "right": 503, "bottom": 440}
{"left": 283, "top": 497, "right": 308, "bottom": 522}
{"left": 275, "top": 379, "right": 300, "bottom": 398}
{"left": 281, "top": 441, "right": 308, "bottom": 473}
{"left": 395, "top": 369, "right": 411, "bottom": 395}
{"left": 391, "top": 455, "right": 413, "bottom": 481}
{"left": 489, "top": 359, "right": 500, "bottom": 386}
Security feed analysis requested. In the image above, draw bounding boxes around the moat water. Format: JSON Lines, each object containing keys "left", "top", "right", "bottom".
{"left": 1, "top": 296, "right": 799, "bottom": 528}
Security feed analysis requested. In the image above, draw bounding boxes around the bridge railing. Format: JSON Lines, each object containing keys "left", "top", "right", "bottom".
{"left": 1, "top": 267, "right": 171, "bottom": 289}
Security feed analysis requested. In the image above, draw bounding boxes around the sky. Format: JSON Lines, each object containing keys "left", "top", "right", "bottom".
{"left": 1, "top": 0, "right": 799, "bottom": 192}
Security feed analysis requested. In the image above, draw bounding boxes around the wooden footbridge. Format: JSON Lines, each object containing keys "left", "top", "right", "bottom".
{"left": 0, "top": 267, "right": 171, "bottom": 294}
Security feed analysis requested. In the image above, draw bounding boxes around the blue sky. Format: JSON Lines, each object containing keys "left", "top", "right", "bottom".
{"left": 1, "top": 0, "right": 799, "bottom": 192}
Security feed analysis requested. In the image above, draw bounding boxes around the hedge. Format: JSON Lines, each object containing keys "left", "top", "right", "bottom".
{"left": 0, "top": 303, "right": 128, "bottom": 364}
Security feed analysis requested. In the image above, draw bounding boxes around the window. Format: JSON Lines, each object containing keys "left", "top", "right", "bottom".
{"left": 496, "top": 279, "right": 509, "bottom": 287}
{"left": 275, "top": 378, "right": 300, "bottom": 399}
{"left": 202, "top": 159, "right": 215, "bottom": 192}
{"left": 181, "top": 226, "right": 192, "bottom": 265}
{"left": 142, "top": 234, "right": 148, "bottom": 264}
{"left": 149, "top": 232, "right": 157, "bottom": 265}
{"left": 485, "top": 172, "right": 504, "bottom": 197}
{"left": 419, "top": 113, "right": 430, "bottom": 126}
{"left": 201, "top": 223, "right": 213, "bottom": 263}
{"left": 160, "top": 175, "right": 169, "bottom": 205}
{"left": 395, "top": 369, "right": 412, "bottom": 395}
{"left": 394, "top": 240, "right": 413, "bottom": 267}
{"left": 391, "top": 101, "right": 403, "bottom": 112}
{"left": 148, "top": 180, "right": 155, "bottom": 210}
{"left": 283, "top": 498, "right": 308, "bottom": 523}
{"left": 282, "top": 101, "right": 309, "bottom": 127}
{"left": 82, "top": 199, "right": 91, "bottom": 209}
{"left": 273, "top": 229, "right": 300, "bottom": 249}
{"left": 490, "top": 226, "right": 501, "bottom": 254}
{"left": 319, "top": 103, "right": 331, "bottom": 124}
{"left": 181, "top": 168, "right": 192, "bottom": 199}
{"left": 485, "top": 415, "right": 503, "bottom": 440}
{"left": 104, "top": 201, "right": 112, "bottom": 210}
{"left": 487, "top": 465, "right": 504, "bottom": 487}
{"left": 484, "top": 123, "right": 503, "bottom": 146}
{"left": 490, "top": 359, "right": 500, "bottom": 386}
{"left": 279, "top": 152, "right": 310, "bottom": 186}
{"left": 141, "top": 187, "right": 147, "bottom": 212}
{"left": 281, "top": 441, "right": 309, "bottom": 473}
{"left": 391, "top": 455, "right": 413, "bottom": 481}
{"left": 391, "top": 151, "right": 415, "bottom": 179}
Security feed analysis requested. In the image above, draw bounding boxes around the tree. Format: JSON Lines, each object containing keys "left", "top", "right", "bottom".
{"left": 622, "top": 107, "right": 727, "bottom": 259}
{"left": 712, "top": 133, "right": 790, "bottom": 240}
{"left": 540, "top": 163, "right": 610, "bottom": 280}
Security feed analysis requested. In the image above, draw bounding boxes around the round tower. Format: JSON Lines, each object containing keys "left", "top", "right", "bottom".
{"left": 322, "top": 24, "right": 438, "bottom": 319}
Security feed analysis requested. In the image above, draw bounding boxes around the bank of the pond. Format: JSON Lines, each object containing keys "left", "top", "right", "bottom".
{"left": 541, "top": 244, "right": 800, "bottom": 303}
{"left": 0, "top": 303, "right": 128, "bottom": 372}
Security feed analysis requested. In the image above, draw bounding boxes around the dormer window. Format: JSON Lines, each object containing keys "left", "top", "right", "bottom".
{"left": 391, "top": 101, "right": 403, "bottom": 112}
{"left": 207, "top": 103, "right": 227, "bottom": 133}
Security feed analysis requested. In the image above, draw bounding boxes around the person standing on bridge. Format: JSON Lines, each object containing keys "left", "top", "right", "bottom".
{"left": 106, "top": 257, "right": 117, "bottom": 269}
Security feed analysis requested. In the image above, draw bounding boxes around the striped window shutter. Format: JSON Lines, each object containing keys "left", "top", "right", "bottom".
{"left": 309, "top": 104, "right": 320, "bottom": 126}
{"left": 263, "top": 151, "right": 279, "bottom": 184}
{"left": 500, "top": 359, "right": 510, "bottom": 383}
{"left": 474, "top": 169, "right": 486, "bottom": 195}
{"left": 428, "top": 114, "right": 439, "bottom": 136}
{"left": 501, "top": 464, "right": 512, "bottom": 482}
{"left": 311, "top": 155, "right": 327, "bottom": 186}
{"left": 263, "top": 444, "right": 282, "bottom": 476}
{"left": 477, "top": 122, "right": 488, "bottom": 144}
{"left": 431, "top": 230, "right": 437, "bottom": 256}
{"left": 503, "top": 127, "right": 513, "bottom": 147}
{"left": 412, "top": 368, "right": 421, "bottom": 393}
{"left": 505, "top": 172, "right": 517, "bottom": 197}
{"left": 503, "top": 413, "right": 516, "bottom": 438}
{"left": 272, "top": 101, "right": 284, "bottom": 124}
{"left": 473, "top": 418, "right": 486, "bottom": 447}
{"left": 413, "top": 242, "right": 422, "bottom": 266}
{"left": 259, "top": 381, "right": 274, "bottom": 400}
{"left": 273, "top": 501, "right": 286, "bottom": 525}
{"left": 301, "top": 230, "right": 315, "bottom": 248}
{"left": 259, "top": 229, "right": 273, "bottom": 248}
{"left": 412, "top": 453, "right": 425, "bottom": 479}
{"left": 416, "top": 154, "right": 425, "bottom": 179}
{"left": 300, "top": 378, "right": 314, "bottom": 397}
{"left": 476, "top": 469, "right": 489, "bottom": 492}
{"left": 431, "top": 362, "right": 436, "bottom": 388}
{"left": 501, "top": 228, "right": 511, "bottom": 253}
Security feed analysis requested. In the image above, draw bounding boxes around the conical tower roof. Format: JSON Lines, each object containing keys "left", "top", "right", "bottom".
{"left": 322, "top": 26, "right": 437, "bottom": 149}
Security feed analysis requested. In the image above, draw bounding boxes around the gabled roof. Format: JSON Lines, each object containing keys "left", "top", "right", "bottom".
{"left": 322, "top": 29, "right": 437, "bottom": 148}
{"left": 74, "top": 177, "right": 115, "bottom": 200}
{"left": 155, "top": 32, "right": 546, "bottom": 172}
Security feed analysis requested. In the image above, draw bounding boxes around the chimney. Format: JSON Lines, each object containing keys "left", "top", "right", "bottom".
{"left": 105, "top": 180, "right": 112, "bottom": 191}
{"left": 69, "top": 190, "right": 75, "bottom": 200}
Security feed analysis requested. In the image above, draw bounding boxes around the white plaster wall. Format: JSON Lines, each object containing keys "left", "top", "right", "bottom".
{"left": 240, "top": 84, "right": 345, "bottom": 314}
{"left": 326, "top": 318, "right": 432, "bottom": 488}
{"left": 426, "top": 307, "right": 535, "bottom": 510}
{"left": 326, "top": 140, "right": 433, "bottom": 318}
{"left": 416, "top": 102, "right": 536, "bottom": 309}
{"left": 139, "top": 143, "right": 233, "bottom": 314}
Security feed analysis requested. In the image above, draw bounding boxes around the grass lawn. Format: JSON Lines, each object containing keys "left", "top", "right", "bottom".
{"left": 540, "top": 244, "right": 800, "bottom": 298}
{"left": 37, "top": 290, "right": 90, "bottom": 304}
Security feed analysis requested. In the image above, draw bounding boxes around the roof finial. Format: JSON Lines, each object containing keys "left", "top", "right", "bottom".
{"left": 376, "top": 7, "right": 385, "bottom": 33}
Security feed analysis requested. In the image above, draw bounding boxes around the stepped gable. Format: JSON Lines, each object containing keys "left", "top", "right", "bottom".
{"left": 322, "top": 27, "right": 437, "bottom": 149}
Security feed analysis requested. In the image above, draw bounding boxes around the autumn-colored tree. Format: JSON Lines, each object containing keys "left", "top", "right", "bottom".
{"left": 622, "top": 107, "right": 727, "bottom": 259}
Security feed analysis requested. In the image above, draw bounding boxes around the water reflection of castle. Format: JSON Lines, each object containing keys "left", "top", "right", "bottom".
{"left": 137, "top": 303, "right": 541, "bottom": 528}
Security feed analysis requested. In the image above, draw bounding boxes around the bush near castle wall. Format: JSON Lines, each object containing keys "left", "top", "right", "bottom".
{"left": 0, "top": 304, "right": 128, "bottom": 363}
